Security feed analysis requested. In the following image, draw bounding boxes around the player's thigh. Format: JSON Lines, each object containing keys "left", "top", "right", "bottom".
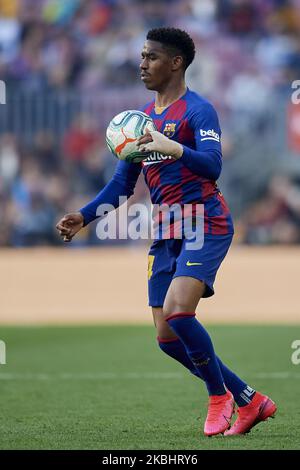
{"left": 152, "top": 307, "right": 178, "bottom": 340}
{"left": 163, "top": 276, "right": 206, "bottom": 318}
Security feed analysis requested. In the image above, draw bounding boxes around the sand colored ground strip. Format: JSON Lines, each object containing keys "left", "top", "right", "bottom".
{"left": 0, "top": 246, "right": 299, "bottom": 325}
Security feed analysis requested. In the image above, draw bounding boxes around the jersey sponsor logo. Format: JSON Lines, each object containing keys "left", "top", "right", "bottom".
{"left": 163, "top": 122, "right": 177, "bottom": 138}
{"left": 200, "top": 129, "right": 220, "bottom": 142}
{"left": 142, "top": 152, "right": 173, "bottom": 166}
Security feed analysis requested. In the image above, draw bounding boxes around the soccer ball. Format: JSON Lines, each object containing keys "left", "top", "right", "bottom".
{"left": 106, "top": 110, "right": 156, "bottom": 163}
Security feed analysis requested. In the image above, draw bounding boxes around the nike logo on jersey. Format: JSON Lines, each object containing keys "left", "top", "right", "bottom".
{"left": 200, "top": 129, "right": 220, "bottom": 142}
{"left": 186, "top": 261, "right": 203, "bottom": 266}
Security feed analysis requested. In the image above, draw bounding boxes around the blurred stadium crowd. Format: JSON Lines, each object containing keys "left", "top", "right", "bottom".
{"left": 0, "top": 0, "right": 300, "bottom": 246}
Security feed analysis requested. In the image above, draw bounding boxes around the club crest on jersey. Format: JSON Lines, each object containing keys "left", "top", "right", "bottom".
{"left": 163, "top": 122, "right": 176, "bottom": 138}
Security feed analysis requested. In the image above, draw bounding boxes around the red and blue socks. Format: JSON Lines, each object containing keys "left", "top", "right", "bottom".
{"left": 165, "top": 312, "right": 226, "bottom": 396}
{"left": 158, "top": 337, "right": 201, "bottom": 378}
{"left": 158, "top": 321, "right": 256, "bottom": 406}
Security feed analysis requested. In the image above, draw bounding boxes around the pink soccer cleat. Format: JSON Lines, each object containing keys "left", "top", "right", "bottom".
{"left": 204, "top": 390, "right": 235, "bottom": 436}
{"left": 224, "top": 391, "right": 277, "bottom": 436}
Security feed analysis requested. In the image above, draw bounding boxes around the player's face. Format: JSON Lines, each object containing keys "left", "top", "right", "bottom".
{"left": 140, "top": 41, "right": 174, "bottom": 91}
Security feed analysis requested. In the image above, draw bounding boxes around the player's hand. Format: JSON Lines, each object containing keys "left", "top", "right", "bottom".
{"left": 137, "top": 129, "right": 183, "bottom": 159}
{"left": 137, "top": 128, "right": 153, "bottom": 146}
{"left": 56, "top": 212, "right": 84, "bottom": 243}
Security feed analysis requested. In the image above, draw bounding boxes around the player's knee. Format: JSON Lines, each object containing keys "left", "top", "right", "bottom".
{"left": 162, "top": 302, "right": 191, "bottom": 320}
{"left": 155, "top": 318, "right": 177, "bottom": 341}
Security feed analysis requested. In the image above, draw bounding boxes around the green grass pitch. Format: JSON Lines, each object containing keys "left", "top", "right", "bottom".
{"left": 0, "top": 325, "right": 299, "bottom": 450}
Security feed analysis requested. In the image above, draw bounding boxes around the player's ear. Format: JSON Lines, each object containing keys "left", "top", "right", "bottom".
{"left": 171, "top": 55, "right": 184, "bottom": 71}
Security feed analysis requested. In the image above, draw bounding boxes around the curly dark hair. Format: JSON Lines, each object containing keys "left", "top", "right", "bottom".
{"left": 146, "top": 27, "right": 195, "bottom": 71}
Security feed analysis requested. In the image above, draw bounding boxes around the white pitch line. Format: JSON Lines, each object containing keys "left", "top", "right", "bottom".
{"left": 0, "top": 371, "right": 300, "bottom": 381}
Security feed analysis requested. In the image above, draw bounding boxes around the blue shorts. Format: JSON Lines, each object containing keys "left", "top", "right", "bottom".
{"left": 147, "top": 234, "right": 233, "bottom": 307}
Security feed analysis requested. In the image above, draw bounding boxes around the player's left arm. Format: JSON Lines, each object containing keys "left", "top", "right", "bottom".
{"left": 178, "top": 103, "right": 222, "bottom": 180}
{"left": 137, "top": 103, "right": 222, "bottom": 180}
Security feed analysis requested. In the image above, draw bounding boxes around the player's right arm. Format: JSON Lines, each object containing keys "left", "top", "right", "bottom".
{"left": 56, "top": 160, "right": 141, "bottom": 242}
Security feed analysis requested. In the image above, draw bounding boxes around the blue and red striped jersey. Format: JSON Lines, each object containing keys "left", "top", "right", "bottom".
{"left": 141, "top": 88, "right": 233, "bottom": 235}
{"left": 80, "top": 88, "right": 234, "bottom": 236}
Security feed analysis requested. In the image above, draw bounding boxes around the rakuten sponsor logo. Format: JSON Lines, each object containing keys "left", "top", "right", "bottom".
{"left": 142, "top": 152, "right": 173, "bottom": 165}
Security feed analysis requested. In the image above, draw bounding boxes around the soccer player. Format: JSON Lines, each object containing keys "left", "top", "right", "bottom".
{"left": 56, "top": 28, "right": 276, "bottom": 436}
